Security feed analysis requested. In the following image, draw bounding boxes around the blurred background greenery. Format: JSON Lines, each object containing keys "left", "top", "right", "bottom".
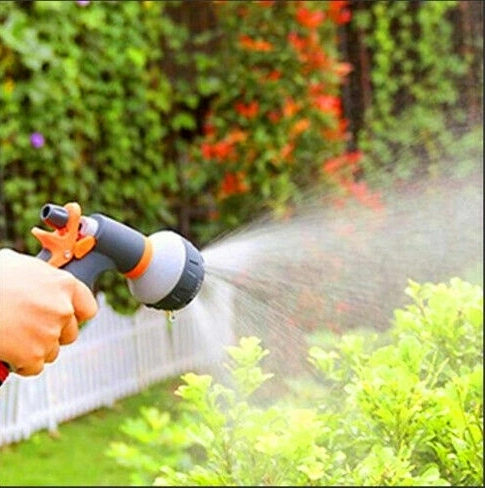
{"left": 0, "top": 0, "right": 482, "bottom": 312}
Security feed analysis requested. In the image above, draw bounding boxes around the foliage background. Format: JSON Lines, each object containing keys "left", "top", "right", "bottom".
{"left": 0, "top": 0, "right": 482, "bottom": 313}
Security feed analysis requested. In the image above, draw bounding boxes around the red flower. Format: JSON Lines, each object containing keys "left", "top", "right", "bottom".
{"left": 296, "top": 6, "right": 326, "bottom": 29}
{"left": 304, "top": 48, "right": 329, "bottom": 71}
{"left": 336, "top": 9, "right": 352, "bottom": 24}
{"left": 201, "top": 139, "right": 235, "bottom": 163}
{"left": 235, "top": 100, "right": 259, "bottom": 119}
{"left": 328, "top": 0, "right": 352, "bottom": 25}
{"left": 239, "top": 35, "right": 273, "bottom": 52}
{"left": 220, "top": 172, "right": 250, "bottom": 198}
{"left": 201, "top": 142, "right": 213, "bottom": 160}
{"left": 288, "top": 31, "right": 307, "bottom": 51}
{"left": 203, "top": 122, "right": 216, "bottom": 137}
{"left": 329, "top": 0, "right": 349, "bottom": 10}
{"left": 322, "top": 155, "right": 346, "bottom": 175}
{"left": 322, "top": 151, "right": 362, "bottom": 176}
{"left": 344, "top": 181, "right": 385, "bottom": 211}
{"left": 213, "top": 140, "right": 235, "bottom": 161}
{"left": 336, "top": 301, "right": 351, "bottom": 313}
{"left": 309, "top": 82, "right": 326, "bottom": 97}
{"left": 313, "top": 94, "right": 342, "bottom": 116}
{"left": 345, "top": 151, "right": 363, "bottom": 165}
{"left": 267, "top": 109, "right": 281, "bottom": 123}
{"left": 266, "top": 70, "right": 282, "bottom": 81}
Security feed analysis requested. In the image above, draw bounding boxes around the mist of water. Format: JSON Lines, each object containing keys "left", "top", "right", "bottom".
{"left": 175, "top": 168, "right": 483, "bottom": 383}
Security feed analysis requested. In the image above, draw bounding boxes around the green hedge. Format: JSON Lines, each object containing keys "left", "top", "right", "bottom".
{"left": 353, "top": 0, "right": 483, "bottom": 184}
{"left": 1, "top": 0, "right": 185, "bottom": 249}
{"left": 1, "top": 1, "right": 481, "bottom": 312}
{"left": 0, "top": 0, "right": 355, "bottom": 311}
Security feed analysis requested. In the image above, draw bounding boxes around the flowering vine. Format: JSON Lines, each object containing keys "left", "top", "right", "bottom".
{"left": 189, "top": 0, "right": 370, "bottom": 232}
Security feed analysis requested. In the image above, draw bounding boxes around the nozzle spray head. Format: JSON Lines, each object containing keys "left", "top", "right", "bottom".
{"left": 127, "top": 231, "right": 205, "bottom": 311}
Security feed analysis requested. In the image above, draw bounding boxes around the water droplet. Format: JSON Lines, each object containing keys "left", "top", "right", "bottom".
{"left": 165, "top": 310, "right": 176, "bottom": 323}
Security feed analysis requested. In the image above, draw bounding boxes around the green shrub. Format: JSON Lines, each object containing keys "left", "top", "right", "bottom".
{"left": 0, "top": 0, "right": 194, "bottom": 311}
{"left": 353, "top": 0, "right": 483, "bottom": 185}
{"left": 107, "top": 278, "right": 483, "bottom": 486}
{"left": 186, "top": 0, "right": 361, "bottom": 240}
{"left": 0, "top": 0, "right": 361, "bottom": 312}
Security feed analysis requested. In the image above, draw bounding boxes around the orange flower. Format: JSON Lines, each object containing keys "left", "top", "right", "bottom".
{"left": 313, "top": 94, "right": 342, "bottom": 116}
{"left": 227, "top": 128, "right": 248, "bottom": 144}
{"left": 239, "top": 35, "right": 273, "bottom": 52}
{"left": 280, "top": 142, "right": 295, "bottom": 160}
{"left": 282, "top": 97, "right": 300, "bottom": 117}
{"left": 290, "top": 118, "right": 311, "bottom": 136}
{"left": 334, "top": 62, "right": 353, "bottom": 77}
{"left": 220, "top": 171, "right": 250, "bottom": 198}
{"left": 296, "top": 6, "right": 326, "bottom": 29}
{"left": 322, "top": 118, "right": 349, "bottom": 141}
{"left": 235, "top": 100, "right": 259, "bottom": 119}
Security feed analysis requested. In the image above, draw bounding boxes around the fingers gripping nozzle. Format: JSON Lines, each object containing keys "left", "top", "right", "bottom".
{"left": 33, "top": 203, "right": 205, "bottom": 311}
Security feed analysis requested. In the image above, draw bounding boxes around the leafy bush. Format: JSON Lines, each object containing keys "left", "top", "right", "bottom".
{"left": 186, "top": 0, "right": 364, "bottom": 240}
{"left": 353, "top": 0, "right": 483, "bottom": 185}
{"left": 107, "top": 278, "right": 483, "bottom": 486}
{"left": 0, "top": 0, "right": 364, "bottom": 311}
{"left": 0, "top": 0, "right": 197, "bottom": 311}
{"left": 0, "top": 0, "right": 360, "bottom": 246}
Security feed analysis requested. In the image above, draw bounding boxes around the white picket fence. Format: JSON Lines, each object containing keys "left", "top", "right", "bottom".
{"left": 0, "top": 286, "right": 235, "bottom": 447}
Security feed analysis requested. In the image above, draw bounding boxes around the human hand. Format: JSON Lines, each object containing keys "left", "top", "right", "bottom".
{"left": 0, "top": 249, "right": 98, "bottom": 376}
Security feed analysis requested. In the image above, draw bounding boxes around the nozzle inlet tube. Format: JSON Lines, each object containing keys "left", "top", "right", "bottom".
{"left": 40, "top": 204, "right": 69, "bottom": 229}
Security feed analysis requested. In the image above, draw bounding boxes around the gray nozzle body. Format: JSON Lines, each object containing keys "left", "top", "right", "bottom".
{"left": 127, "top": 231, "right": 205, "bottom": 311}
{"left": 89, "top": 213, "right": 147, "bottom": 273}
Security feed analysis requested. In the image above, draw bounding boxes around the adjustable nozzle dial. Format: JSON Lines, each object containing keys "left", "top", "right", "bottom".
{"left": 126, "top": 231, "right": 204, "bottom": 311}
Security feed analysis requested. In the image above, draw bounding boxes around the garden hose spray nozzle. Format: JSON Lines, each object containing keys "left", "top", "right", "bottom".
{"left": 33, "top": 202, "right": 205, "bottom": 310}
